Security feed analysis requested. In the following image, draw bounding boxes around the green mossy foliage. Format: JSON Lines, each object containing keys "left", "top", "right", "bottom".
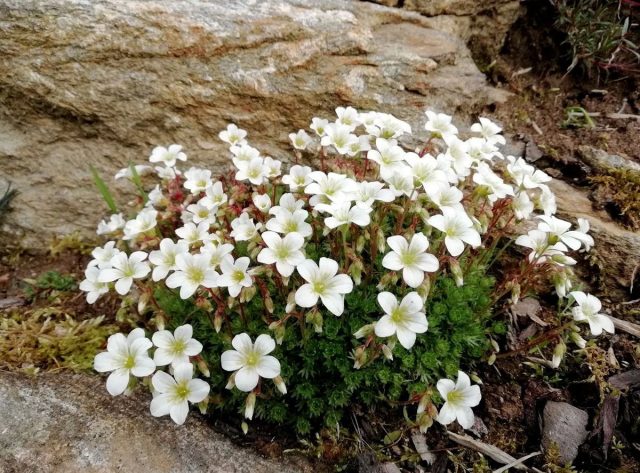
{"left": 155, "top": 267, "right": 498, "bottom": 435}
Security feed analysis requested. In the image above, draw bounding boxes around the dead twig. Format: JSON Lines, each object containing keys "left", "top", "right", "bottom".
{"left": 493, "top": 451, "right": 542, "bottom": 473}
{"left": 610, "top": 316, "right": 640, "bottom": 338}
{"left": 447, "top": 431, "right": 528, "bottom": 470}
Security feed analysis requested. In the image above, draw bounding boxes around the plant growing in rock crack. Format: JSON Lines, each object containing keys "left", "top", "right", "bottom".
{"left": 82, "top": 107, "right": 614, "bottom": 434}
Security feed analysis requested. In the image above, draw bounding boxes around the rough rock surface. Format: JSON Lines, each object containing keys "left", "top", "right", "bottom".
{"left": 541, "top": 401, "right": 589, "bottom": 465}
{"left": 0, "top": 0, "right": 508, "bottom": 249}
{"left": 367, "top": 0, "right": 522, "bottom": 60}
{"left": 548, "top": 178, "right": 640, "bottom": 297}
{"left": 0, "top": 371, "right": 311, "bottom": 473}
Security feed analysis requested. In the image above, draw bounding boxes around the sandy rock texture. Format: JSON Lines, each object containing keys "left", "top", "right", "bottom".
{"left": 0, "top": 0, "right": 508, "bottom": 248}
{"left": 366, "top": 0, "right": 522, "bottom": 60}
{"left": 0, "top": 371, "right": 312, "bottom": 473}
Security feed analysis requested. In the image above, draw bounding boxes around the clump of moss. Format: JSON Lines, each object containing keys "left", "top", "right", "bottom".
{"left": 589, "top": 166, "right": 640, "bottom": 230}
{"left": 0, "top": 307, "right": 119, "bottom": 372}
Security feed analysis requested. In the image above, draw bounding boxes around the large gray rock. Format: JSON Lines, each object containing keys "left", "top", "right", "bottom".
{"left": 0, "top": 0, "right": 508, "bottom": 249}
{"left": 367, "top": 0, "right": 522, "bottom": 60}
{"left": 0, "top": 371, "right": 312, "bottom": 473}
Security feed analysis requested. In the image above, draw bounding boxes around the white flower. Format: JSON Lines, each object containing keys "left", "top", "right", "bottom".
{"left": 367, "top": 138, "right": 407, "bottom": 179}
{"left": 426, "top": 183, "right": 464, "bottom": 212}
{"left": 91, "top": 241, "right": 121, "bottom": 269}
{"left": 218, "top": 256, "right": 253, "bottom": 297}
{"left": 221, "top": 333, "right": 281, "bottom": 392}
{"left": 305, "top": 171, "right": 357, "bottom": 206}
{"left": 146, "top": 184, "right": 165, "bottom": 208}
{"left": 289, "top": 129, "right": 313, "bottom": 150}
{"left": 199, "top": 181, "right": 227, "bottom": 209}
{"left": 365, "top": 112, "right": 411, "bottom": 139}
{"left": 573, "top": 218, "right": 594, "bottom": 252}
{"left": 98, "top": 251, "right": 151, "bottom": 295}
{"left": 537, "top": 215, "right": 583, "bottom": 251}
{"left": 273, "top": 193, "right": 305, "bottom": 213}
{"left": 123, "top": 208, "right": 158, "bottom": 240}
{"left": 230, "top": 213, "right": 262, "bottom": 241}
{"left": 252, "top": 193, "right": 272, "bottom": 213}
{"left": 382, "top": 234, "right": 439, "bottom": 288}
{"left": 310, "top": 117, "right": 329, "bottom": 136}
{"left": 374, "top": 292, "right": 428, "bottom": 349}
{"left": 149, "top": 144, "right": 187, "bottom": 168}
{"left": 265, "top": 208, "right": 312, "bottom": 237}
{"left": 185, "top": 202, "right": 217, "bottom": 225}
{"left": 97, "top": 213, "right": 125, "bottom": 235}
{"left": 335, "top": 106, "right": 361, "bottom": 129}
{"left": 515, "top": 229, "right": 567, "bottom": 263}
{"left": 257, "top": 231, "right": 305, "bottom": 277}
{"left": 507, "top": 157, "right": 551, "bottom": 190}
{"left": 473, "top": 163, "right": 514, "bottom": 203}
{"left": 512, "top": 192, "right": 534, "bottom": 220}
{"left": 345, "top": 135, "right": 372, "bottom": 157}
{"left": 465, "top": 137, "right": 498, "bottom": 162}
{"left": 315, "top": 202, "right": 371, "bottom": 229}
{"left": 443, "top": 137, "right": 472, "bottom": 177}
{"left": 165, "top": 253, "right": 219, "bottom": 299}
{"left": 436, "top": 371, "right": 482, "bottom": 429}
{"left": 176, "top": 222, "right": 214, "bottom": 246}
{"left": 470, "top": 117, "right": 506, "bottom": 145}
{"left": 353, "top": 181, "right": 395, "bottom": 208}
{"left": 235, "top": 157, "right": 265, "bottom": 185}
{"left": 183, "top": 167, "right": 212, "bottom": 194}
{"left": 219, "top": 123, "right": 248, "bottom": 147}
{"left": 94, "top": 328, "right": 155, "bottom": 396}
{"left": 156, "top": 166, "right": 181, "bottom": 180}
{"left": 150, "top": 363, "right": 210, "bottom": 425}
{"left": 230, "top": 143, "right": 260, "bottom": 165}
{"left": 263, "top": 156, "right": 282, "bottom": 179}
{"left": 404, "top": 153, "right": 448, "bottom": 189}
{"left": 320, "top": 123, "right": 358, "bottom": 155}
{"left": 424, "top": 111, "right": 458, "bottom": 140}
{"left": 152, "top": 324, "right": 203, "bottom": 367}
{"left": 295, "top": 258, "right": 353, "bottom": 316}
{"left": 80, "top": 265, "right": 109, "bottom": 303}
{"left": 149, "top": 238, "right": 190, "bottom": 281}
{"left": 384, "top": 171, "right": 414, "bottom": 198}
{"left": 570, "top": 291, "right": 614, "bottom": 336}
{"left": 114, "top": 164, "right": 152, "bottom": 180}
{"left": 428, "top": 208, "right": 481, "bottom": 257}
{"left": 200, "top": 242, "right": 234, "bottom": 269}
{"left": 282, "top": 165, "right": 313, "bottom": 192}
{"left": 537, "top": 185, "right": 557, "bottom": 215}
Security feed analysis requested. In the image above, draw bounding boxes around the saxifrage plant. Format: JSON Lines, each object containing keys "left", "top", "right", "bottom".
{"left": 82, "top": 108, "right": 613, "bottom": 434}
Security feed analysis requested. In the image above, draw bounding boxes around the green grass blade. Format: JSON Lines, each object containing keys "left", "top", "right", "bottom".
{"left": 90, "top": 165, "right": 118, "bottom": 213}
{"left": 129, "top": 163, "right": 148, "bottom": 204}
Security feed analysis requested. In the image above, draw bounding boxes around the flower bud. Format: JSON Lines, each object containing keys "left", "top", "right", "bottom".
{"left": 417, "top": 411, "right": 434, "bottom": 433}
{"left": 214, "top": 313, "right": 223, "bottom": 333}
{"left": 356, "top": 235, "right": 366, "bottom": 253}
{"left": 264, "top": 294, "right": 274, "bottom": 314}
{"left": 241, "top": 421, "right": 249, "bottom": 435}
{"left": 448, "top": 259, "right": 463, "bottom": 287}
{"left": 137, "top": 292, "right": 150, "bottom": 315}
{"left": 245, "top": 392, "right": 256, "bottom": 420}
{"left": 198, "top": 397, "right": 209, "bottom": 415}
{"left": 269, "top": 321, "right": 286, "bottom": 344}
{"left": 382, "top": 344, "right": 393, "bottom": 361}
{"left": 196, "top": 357, "right": 210, "bottom": 377}
{"left": 569, "top": 331, "right": 587, "bottom": 349}
{"left": 274, "top": 375, "right": 287, "bottom": 395}
{"left": 376, "top": 228, "right": 386, "bottom": 252}
{"left": 195, "top": 296, "right": 213, "bottom": 312}
{"left": 348, "top": 260, "right": 364, "bottom": 286}
{"left": 225, "top": 373, "right": 236, "bottom": 390}
{"left": 353, "top": 323, "right": 374, "bottom": 339}
{"left": 306, "top": 308, "right": 323, "bottom": 334}
{"left": 154, "top": 311, "right": 168, "bottom": 331}
{"left": 551, "top": 340, "right": 566, "bottom": 368}
{"left": 417, "top": 277, "right": 431, "bottom": 300}
{"left": 285, "top": 291, "right": 296, "bottom": 313}
{"left": 353, "top": 347, "right": 368, "bottom": 369}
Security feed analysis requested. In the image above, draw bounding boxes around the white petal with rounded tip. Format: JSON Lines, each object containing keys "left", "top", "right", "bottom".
{"left": 595, "top": 314, "right": 614, "bottom": 334}
{"left": 396, "top": 326, "right": 417, "bottom": 349}
{"left": 154, "top": 348, "right": 175, "bottom": 366}
{"left": 456, "top": 406, "right": 475, "bottom": 429}
{"left": 330, "top": 274, "right": 353, "bottom": 294}
{"left": 254, "top": 334, "right": 275, "bottom": 355}
{"left": 174, "top": 324, "right": 193, "bottom": 342}
{"left": 152, "top": 330, "right": 174, "bottom": 349}
{"left": 187, "top": 379, "right": 210, "bottom": 403}
{"left": 387, "top": 235, "right": 408, "bottom": 254}
{"left": 256, "top": 356, "right": 281, "bottom": 379}
{"left": 221, "top": 350, "right": 245, "bottom": 371}
{"left": 445, "top": 236, "right": 464, "bottom": 257}
{"left": 403, "top": 266, "right": 424, "bottom": 288}
{"left": 461, "top": 385, "right": 482, "bottom": 407}
{"left": 455, "top": 371, "right": 471, "bottom": 390}
{"left": 436, "top": 402, "right": 457, "bottom": 425}
{"left": 235, "top": 366, "right": 260, "bottom": 392}
{"left": 131, "top": 356, "right": 156, "bottom": 377}
{"left": 232, "top": 333, "right": 253, "bottom": 354}
{"left": 150, "top": 393, "right": 173, "bottom": 417}
{"left": 129, "top": 337, "right": 152, "bottom": 356}
{"left": 318, "top": 257, "right": 339, "bottom": 277}
{"left": 296, "top": 260, "right": 318, "bottom": 283}
{"left": 295, "top": 284, "right": 318, "bottom": 308}
{"left": 115, "top": 277, "right": 133, "bottom": 295}
{"left": 382, "top": 252, "right": 403, "bottom": 271}
{"left": 320, "top": 292, "right": 344, "bottom": 316}
{"left": 106, "top": 368, "right": 130, "bottom": 396}
{"left": 436, "top": 379, "right": 455, "bottom": 399}
{"left": 374, "top": 315, "right": 397, "bottom": 337}
{"left": 169, "top": 401, "right": 189, "bottom": 425}
{"left": 184, "top": 339, "right": 203, "bottom": 356}
{"left": 173, "top": 363, "right": 194, "bottom": 383}
{"left": 107, "top": 333, "right": 128, "bottom": 355}
{"left": 152, "top": 370, "right": 177, "bottom": 393}
{"left": 377, "top": 292, "right": 398, "bottom": 315}
{"left": 94, "top": 352, "right": 120, "bottom": 372}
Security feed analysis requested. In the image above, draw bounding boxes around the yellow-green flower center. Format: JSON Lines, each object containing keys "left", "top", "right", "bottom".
{"left": 447, "top": 389, "right": 463, "bottom": 404}
{"left": 123, "top": 354, "right": 136, "bottom": 369}
{"left": 187, "top": 267, "right": 204, "bottom": 283}
{"left": 233, "top": 270, "right": 245, "bottom": 284}
{"left": 175, "top": 382, "right": 190, "bottom": 400}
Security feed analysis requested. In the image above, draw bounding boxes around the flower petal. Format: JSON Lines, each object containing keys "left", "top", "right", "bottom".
{"left": 256, "top": 355, "right": 281, "bottom": 379}
{"left": 402, "top": 266, "right": 424, "bottom": 288}
{"left": 235, "top": 366, "right": 260, "bottom": 392}
{"left": 221, "top": 350, "right": 245, "bottom": 372}
{"left": 94, "top": 352, "right": 120, "bottom": 372}
{"left": 169, "top": 401, "right": 190, "bottom": 425}
{"left": 374, "top": 315, "right": 397, "bottom": 337}
{"left": 152, "top": 370, "right": 177, "bottom": 394}
{"left": 231, "top": 333, "right": 253, "bottom": 354}
{"left": 187, "top": 379, "right": 210, "bottom": 403}
{"left": 106, "top": 368, "right": 130, "bottom": 396}
{"left": 150, "top": 393, "right": 173, "bottom": 417}
{"left": 295, "top": 283, "right": 318, "bottom": 308}
{"left": 254, "top": 334, "right": 275, "bottom": 356}
{"left": 396, "top": 326, "right": 417, "bottom": 349}
{"left": 320, "top": 292, "right": 345, "bottom": 316}
{"left": 152, "top": 330, "right": 174, "bottom": 349}
{"left": 131, "top": 356, "right": 156, "bottom": 377}
{"left": 174, "top": 324, "right": 193, "bottom": 342}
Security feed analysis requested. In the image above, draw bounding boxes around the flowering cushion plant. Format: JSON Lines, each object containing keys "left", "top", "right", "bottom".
{"left": 86, "top": 107, "right": 612, "bottom": 434}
